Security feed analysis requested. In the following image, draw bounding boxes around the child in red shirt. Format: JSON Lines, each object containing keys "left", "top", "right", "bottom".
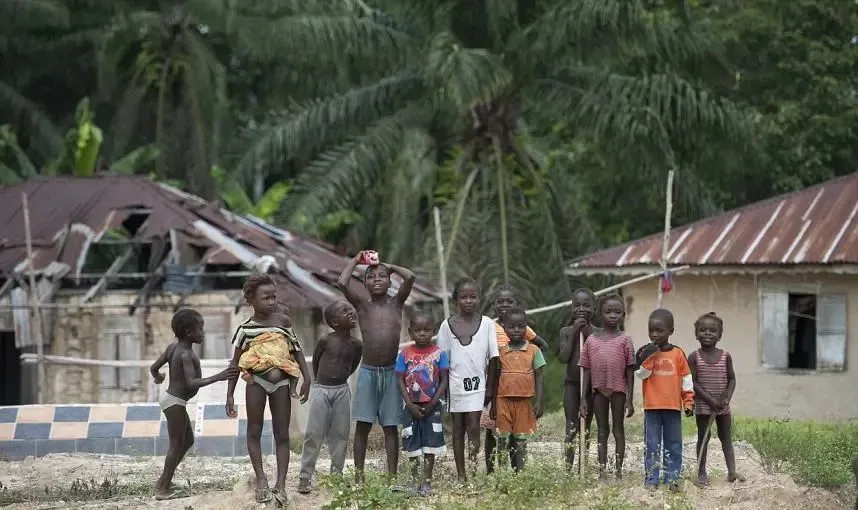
{"left": 635, "top": 308, "right": 694, "bottom": 492}
{"left": 579, "top": 293, "right": 635, "bottom": 480}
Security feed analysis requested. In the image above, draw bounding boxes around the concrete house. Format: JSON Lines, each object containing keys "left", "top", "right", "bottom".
{"left": 566, "top": 173, "right": 858, "bottom": 420}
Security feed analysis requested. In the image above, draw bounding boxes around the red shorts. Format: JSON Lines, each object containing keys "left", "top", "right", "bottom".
{"left": 496, "top": 397, "right": 537, "bottom": 439}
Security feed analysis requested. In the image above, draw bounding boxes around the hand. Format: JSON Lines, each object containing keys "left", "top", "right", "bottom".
{"left": 422, "top": 400, "right": 438, "bottom": 416}
{"left": 489, "top": 402, "right": 497, "bottom": 420}
{"left": 572, "top": 317, "right": 589, "bottom": 332}
{"left": 151, "top": 371, "right": 165, "bottom": 384}
{"left": 225, "top": 396, "right": 237, "bottom": 418}
{"left": 625, "top": 400, "right": 635, "bottom": 418}
{"left": 534, "top": 402, "right": 544, "bottom": 419}
{"left": 298, "top": 380, "right": 311, "bottom": 404}
{"left": 221, "top": 366, "right": 239, "bottom": 381}
{"left": 407, "top": 403, "right": 424, "bottom": 419}
{"left": 635, "top": 343, "right": 659, "bottom": 368}
{"left": 684, "top": 407, "right": 694, "bottom": 418}
{"left": 579, "top": 401, "right": 588, "bottom": 419}
{"left": 484, "top": 393, "right": 493, "bottom": 406}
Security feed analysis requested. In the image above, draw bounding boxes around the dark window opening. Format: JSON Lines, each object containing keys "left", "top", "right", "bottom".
{"left": 0, "top": 331, "right": 22, "bottom": 405}
{"left": 788, "top": 293, "right": 817, "bottom": 369}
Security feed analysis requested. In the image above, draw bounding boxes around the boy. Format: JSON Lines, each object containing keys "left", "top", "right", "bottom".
{"left": 396, "top": 311, "right": 449, "bottom": 496}
{"left": 150, "top": 309, "right": 238, "bottom": 500}
{"left": 297, "top": 301, "right": 363, "bottom": 494}
{"left": 490, "top": 307, "right": 546, "bottom": 472}
{"left": 337, "top": 250, "right": 416, "bottom": 482}
{"left": 635, "top": 308, "right": 694, "bottom": 492}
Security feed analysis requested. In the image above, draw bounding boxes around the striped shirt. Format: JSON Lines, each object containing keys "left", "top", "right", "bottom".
{"left": 691, "top": 349, "right": 731, "bottom": 416}
{"left": 230, "top": 318, "right": 302, "bottom": 352}
{"left": 578, "top": 332, "right": 634, "bottom": 394}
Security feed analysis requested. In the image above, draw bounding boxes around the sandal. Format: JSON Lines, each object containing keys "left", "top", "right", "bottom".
{"left": 255, "top": 487, "right": 272, "bottom": 503}
{"left": 155, "top": 489, "right": 189, "bottom": 501}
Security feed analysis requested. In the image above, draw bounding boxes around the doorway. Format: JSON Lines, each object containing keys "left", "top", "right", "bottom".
{"left": 0, "top": 331, "right": 22, "bottom": 405}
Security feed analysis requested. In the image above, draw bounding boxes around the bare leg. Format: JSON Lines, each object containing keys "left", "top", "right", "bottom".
{"left": 695, "top": 414, "right": 711, "bottom": 486}
{"left": 421, "top": 454, "right": 435, "bottom": 495}
{"left": 485, "top": 429, "right": 497, "bottom": 473}
{"left": 382, "top": 426, "right": 399, "bottom": 478}
{"left": 269, "top": 385, "right": 292, "bottom": 493}
{"left": 451, "top": 412, "right": 467, "bottom": 481}
{"left": 245, "top": 383, "right": 270, "bottom": 495}
{"left": 609, "top": 393, "right": 627, "bottom": 479}
{"left": 155, "top": 406, "right": 191, "bottom": 496}
{"left": 353, "top": 421, "right": 372, "bottom": 483}
{"left": 510, "top": 437, "right": 528, "bottom": 472}
{"left": 592, "top": 392, "right": 610, "bottom": 480}
{"left": 716, "top": 414, "right": 744, "bottom": 482}
{"left": 563, "top": 383, "right": 580, "bottom": 470}
{"left": 465, "top": 411, "right": 482, "bottom": 478}
{"left": 496, "top": 435, "right": 510, "bottom": 470}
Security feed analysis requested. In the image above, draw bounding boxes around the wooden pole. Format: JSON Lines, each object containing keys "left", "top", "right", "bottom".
{"left": 21, "top": 192, "right": 46, "bottom": 404}
{"left": 433, "top": 207, "right": 450, "bottom": 317}
{"left": 657, "top": 169, "right": 675, "bottom": 308}
{"left": 578, "top": 331, "right": 586, "bottom": 476}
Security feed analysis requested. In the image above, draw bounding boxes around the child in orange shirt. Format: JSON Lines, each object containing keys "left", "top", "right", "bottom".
{"left": 635, "top": 308, "right": 694, "bottom": 492}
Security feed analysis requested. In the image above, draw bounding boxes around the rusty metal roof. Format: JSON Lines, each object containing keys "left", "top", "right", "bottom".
{"left": 0, "top": 175, "right": 441, "bottom": 308}
{"left": 567, "top": 172, "right": 858, "bottom": 275}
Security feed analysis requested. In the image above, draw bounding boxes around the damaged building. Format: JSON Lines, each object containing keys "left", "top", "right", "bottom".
{"left": 0, "top": 175, "right": 441, "bottom": 406}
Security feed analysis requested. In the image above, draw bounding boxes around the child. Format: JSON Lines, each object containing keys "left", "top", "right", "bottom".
{"left": 395, "top": 311, "right": 449, "bottom": 496}
{"left": 297, "top": 301, "right": 363, "bottom": 494}
{"left": 436, "top": 277, "right": 499, "bottom": 482}
{"left": 482, "top": 284, "right": 548, "bottom": 473}
{"left": 150, "top": 309, "right": 238, "bottom": 500}
{"left": 688, "top": 312, "right": 744, "bottom": 486}
{"left": 226, "top": 273, "right": 311, "bottom": 505}
{"left": 635, "top": 308, "right": 694, "bottom": 492}
{"left": 558, "top": 288, "right": 597, "bottom": 470}
{"left": 490, "top": 308, "right": 546, "bottom": 472}
{"left": 579, "top": 293, "right": 635, "bottom": 480}
{"left": 337, "top": 251, "right": 416, "bottom": 483}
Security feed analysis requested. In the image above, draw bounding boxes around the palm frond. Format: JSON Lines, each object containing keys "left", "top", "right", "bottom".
{"left": 0, "top": 80, "right": 62, "bottom": 159}
{"left": 425, "top": 31, "right": 512, "bottom": 108}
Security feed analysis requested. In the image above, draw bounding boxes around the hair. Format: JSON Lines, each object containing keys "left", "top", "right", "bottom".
{"left": 598, "top": 292, "right": 624, "bottom": 313}
{"left": 495, "top": 283, "right": 520, "bottom": 300}
{"left": 571, "top": 288, "right": 596, "bottom": 303}
{"left": 171, "top": 308, "right": 202, "bottom": 338}
{"left": 649, "top": 308, "right": 675, "bottom": 328}
{"left": 452, "top": 277, "right": 480, "bottom": 301}
{"left": 694, "top": 312, "right": 723, "bottom": 333}
{"left": 409, "top": 310, "right": 435, "bottom": 329}
{"left": 502, "top": 306, "right": 527, "bottom": 325}
{"left": 364, "top": 263, "right": 391, "bottom": 281}
{"left": 243, "top": 272, "right": 275, "bottom": 300}
{"left": 323, "top": 301, "right": 346, "bottom": 328}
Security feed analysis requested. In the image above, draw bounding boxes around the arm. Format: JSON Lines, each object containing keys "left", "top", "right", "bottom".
{"left": 149, "top": 345, "right": 171, "bottom": 384}
{"left": 688, "top": 353, "right": 718, "bottom": 409}
{"left": 580, "top": 368, "right": 591, "bottom": 417}
{"left": 311, "top": 337, "right": 327, "bottom": 379}
{"left": 484, "top": 320, "right": 500, "bottom": 405}
{"left": 387, "top": 263, "right": 416, "bottom": 304}
{"left": 428, "top": 369, "right": 449, "bottom": 414}
{"left": 295, "top": 349, "right": 311, "bottom": 403}
{"left": 534, "top": 367, "right": 544, "bottom": 418}
{"left": 182, "top": 352, "right": 236, "bottom": 391}
{"left": 336, "top": 252, "right": 365, "bottom": 305}
{"left": 350, "top": 340, "right": 363, "bottom": 375}
{"left": 532, "top": 334, "right": 549, "bottom": 353}
{"left": 489, "top": 357, "right": 500, "bottom": 419}
{"left": 625, "top": 365, "right": 635, "bottom": 417}
{"left": 225, "top": 347, "right": 242, "bottom": 417}
{"left": 557, "top": 328, "right": 575, "bottom": 363}
{"left": 680, "top": 354, "right": 695, "bottom": 414}
{"left": 722, "top": 352, "right": 736, "bottom": 405}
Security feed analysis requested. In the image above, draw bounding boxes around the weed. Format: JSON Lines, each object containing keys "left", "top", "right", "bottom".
{"left": 321, "top": 472, "right": 410, "bottom": 509}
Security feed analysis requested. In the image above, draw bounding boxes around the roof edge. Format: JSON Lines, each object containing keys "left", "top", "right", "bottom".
{"left": 565, "top": 263, "right": 858, "bottom": 277}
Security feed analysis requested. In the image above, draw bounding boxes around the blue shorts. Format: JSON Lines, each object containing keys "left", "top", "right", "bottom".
{"left": 352, "top": 365, "right": 402, "bottom": 427}
{"left": 401, "top": 407, "right": 446, "bottom": 457}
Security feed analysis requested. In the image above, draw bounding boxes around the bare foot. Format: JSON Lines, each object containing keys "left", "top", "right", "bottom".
{"left": 727, "top": 472, "right": 746, "bottom": 482}
{"left": 695, "top": 473, "right": 710, "bottom": 487}
{"left": 616, "top": 471, "right": 623, "bottom": 480}
{"left": 598, "top": 467, "right": 608, "bottom": 481}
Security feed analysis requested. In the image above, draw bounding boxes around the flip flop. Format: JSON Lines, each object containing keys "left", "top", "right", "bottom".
{"left": 255, "top": 488, "right": 272, "bottom": 503}
{"left": 155, "top": 489, "right": 189, "bottom": 501}
{"left": 272, "top": 489, "right": 288, "bottom": 507}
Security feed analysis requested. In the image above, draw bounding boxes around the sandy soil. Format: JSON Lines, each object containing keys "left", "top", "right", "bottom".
{"left": 0, "top": 439, "right": 850, "bottom": 509}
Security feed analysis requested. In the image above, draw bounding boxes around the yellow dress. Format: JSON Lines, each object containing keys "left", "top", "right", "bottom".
{"left": 233, "top": 321, "right": 302, "bottom": 378}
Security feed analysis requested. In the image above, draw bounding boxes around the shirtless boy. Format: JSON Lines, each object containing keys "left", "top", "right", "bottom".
{"left": 150, "top": 309, "right": 238, "bottom": 500}
{"left": 337, "top": 250, "right": 416, "bottom": 482}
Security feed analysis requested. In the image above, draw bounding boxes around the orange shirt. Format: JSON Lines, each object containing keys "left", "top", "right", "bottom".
{"left": 494, "top": 321, "right": 537, "bottom": 348}
{"left": 638, "top": 347, "right": 694, "bottom": 411}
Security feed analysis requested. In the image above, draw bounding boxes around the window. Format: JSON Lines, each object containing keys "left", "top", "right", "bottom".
{"left": 98, "top": 316, "right": 143, "bottom": 401}
{"left": 760, "top": 291, "right": 847, "bottom": 371}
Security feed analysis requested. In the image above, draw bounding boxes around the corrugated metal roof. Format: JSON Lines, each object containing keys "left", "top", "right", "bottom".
{"left": 567, "top": 172, "right": 858, "bottom": 274}
{"left": 0, "top": 175, "right": 441, "bottom": 308}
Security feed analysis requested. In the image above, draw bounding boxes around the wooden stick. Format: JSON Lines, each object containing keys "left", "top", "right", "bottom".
{"left": 579, "top": 331, "right": 586, "bottom": 476}
{"left": 696, "top": 413, "right": 717, "bottom": 476}
{"left": 21, "top": 192, "right": 46, "bottom": 404}
{"left": 657, "top": 169, "right": 675, "bottom": 308}
{"left": 433, "top": 207, "right": 450, "bottom": 317}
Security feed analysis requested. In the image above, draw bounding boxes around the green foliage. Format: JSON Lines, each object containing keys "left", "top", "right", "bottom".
{"left": 211, "top": 165, "right": 291, "bottom": 221}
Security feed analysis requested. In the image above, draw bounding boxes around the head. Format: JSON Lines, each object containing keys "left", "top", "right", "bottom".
{"left": 571, "top": 288, "right": 596, "bottom": 322}
{"left": 598, "top": 293, "right": 625, "bottom": 330}
{"left": 453, "top": 277, "right": 480, "bottom": 315}
{"left": 493, "top": 284, "right": 520, "bottom": 320}
{"left": 694, "top": 312, "right": 723, "bottom": 348}
{"left": 502, "top": 307, "right": 528, "bottom": 343}
{"left": 364, "top": 264, "right": 391, "bottom": 297}
{"left": 243, "top": 272, "right": 277, "bottom": 316}
{"left": 324, "top": 300, "right": 357, "bottom": 332}
{"left": 409, "top": 311, "right": 435, "bottom": 347}
{"left": 648, "top": 308, "right": 675, "bottom": 347}
{"left": 171, "top": 308, "right": 204, "bottom": 343}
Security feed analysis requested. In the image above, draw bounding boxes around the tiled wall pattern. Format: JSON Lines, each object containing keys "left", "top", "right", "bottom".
{"left": 0, "top": 403, "right": 281, "bottom": 460}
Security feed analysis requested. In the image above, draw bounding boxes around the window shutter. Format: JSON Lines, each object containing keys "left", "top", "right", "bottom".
{"left": 760, "top": 291, "right": 788, "bottom": 369}
{"left": 816, "top": 293, "right": 847, "bottom": 371}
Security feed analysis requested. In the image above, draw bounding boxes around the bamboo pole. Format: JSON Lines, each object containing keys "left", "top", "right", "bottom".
{"left": 578, "top": 331, "right": 586, "bottom": 476}
{"left": 657, "top": 170, "right": 675, "bottom": 308}
{"left": 433, "top": 207, "right": 450, "bottom": 317}
{"left": 21, "top": 192, "right": 46, "bottom": 404}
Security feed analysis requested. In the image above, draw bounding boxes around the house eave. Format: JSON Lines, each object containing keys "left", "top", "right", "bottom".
{"left": 564, "top": 264, "right": 858, "bottom": 277}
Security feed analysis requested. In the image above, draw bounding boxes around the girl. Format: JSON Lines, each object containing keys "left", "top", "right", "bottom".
{"left": 482, "top": 284, "right": 547, "bottom": 473}
{"left": 688, "top": 312, "right": 744, "bottom": 486}
{"left": 579, "top": 293, "right": 635, "bottom": 480}
{"left": 558, "top": 288, "right": 597, "bottom": 470}
{"left": 437, "top": 277, "right": 499, "bottom": 482}
{"left": 226, "top": 273, "right": 311, "bottom": 505}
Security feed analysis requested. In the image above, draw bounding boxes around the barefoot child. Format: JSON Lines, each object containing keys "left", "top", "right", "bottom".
{"left": 437, "top": 277, "right": 499, "bottom": 482}
{"left": 396, "top": 312, "right": 449, "bottom": 496}
{"left": 226, "top": 273, "right": 311, "bottom": 505}
{"left": 337, "top": 251, "right": 416, "bottom": 483}
{"left": 579, "top": 293, "right": 635, "bottom": 480}
{"left": 490, "top": 308, "right": 545, "bottom": 472}
{"left": 688, "top": 312, "right": 744, "bottom": 486}
{"left": 558, "top": 288, "right": 596, "bottom": 470}
{"left": 150, "top": 309, "right": 238, "bottom": 500}
{"left": 297, "top": 301, "right": 362, "bottom": 494}
{"left": 482, "top": 284, "right": 548, "bottom": 473}
{"left": 635, "top": 308, "right": 694, "bottom": 491}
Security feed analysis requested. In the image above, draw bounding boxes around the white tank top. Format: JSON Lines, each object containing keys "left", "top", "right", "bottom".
{"left": 437, "top": 316, "right": 500, "bottom": 398}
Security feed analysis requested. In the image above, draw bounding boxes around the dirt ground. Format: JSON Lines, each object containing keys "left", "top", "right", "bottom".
{"left": 0, "top": 438, "right": 851, "bottom": 509}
